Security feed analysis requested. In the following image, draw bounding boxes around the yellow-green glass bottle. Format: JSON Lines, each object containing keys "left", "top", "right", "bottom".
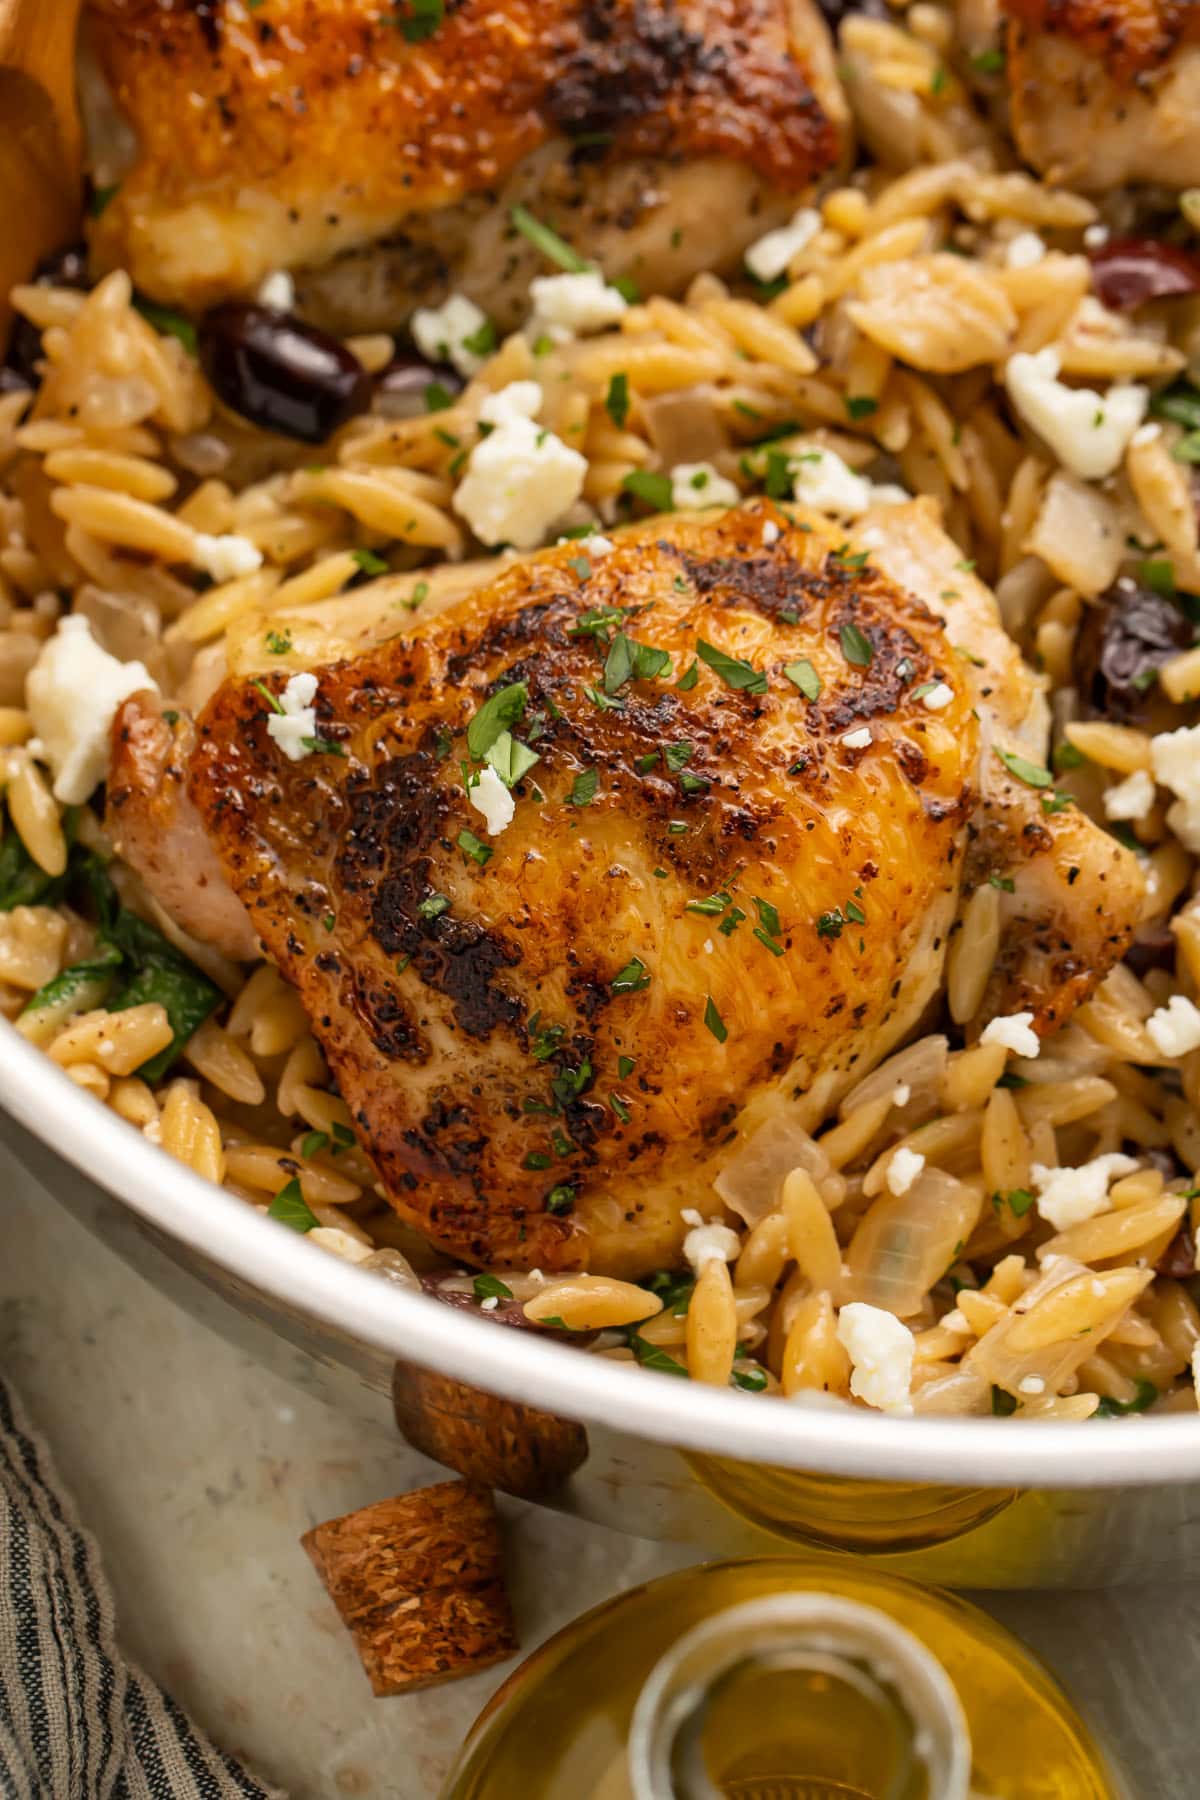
{"left": 442, "top": 1557, "right": 1128, "bottom": 1800}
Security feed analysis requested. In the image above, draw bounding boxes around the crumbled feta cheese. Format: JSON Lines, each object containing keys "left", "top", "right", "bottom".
{"left": 1102, "top": 767, "right": 1155, "bottom": 823}
{"left": 1030, "top": 1153, "right": 1138, "bottom": 1231}
{"left": 841, "top": 727, "right": 872, "bottom": 750}
{"left": 25, "top": 615, "right": 158, "bottom": 805}
{"left": 1004, "top": 347, "right": 1147, "bottom": 481}
{"left": 886, "top": 1146, "right": 926, "bottom": 1196}
{"left": 309, "top": 1225, "right": 373, "bottom": 1265}
{"left": 1151, "top": 725, "right": 1200, "bottom": 852}
{"left": 256, "top": 269, "right": 295, "bottom": 312}
{"left": 1005, "top": 231, "right": 1046, "bottom": 270}
{"left": 762, "top": 519, "right": 781, "bottom": 546}
{"left": 792, "top": 447, "right": 870, "bottom": 518}
{"left": 921, "top": 681, "right": 954, "bottom": 711}
{"left": 469, "top": 764, "right": 516, "bottom": 837}
{"left": 892, "top": 1083, "right": 911, "bottom": 1108}
{"left": 192, "top": 532, "right": 263, "bottom": 583}
{"left": 1146, "top": 994, "right": 1200, "bottom": 1059}
{"left": 1083, "top": 224, "right": 1110, "bottom": 250}
{"left": 980, "top": 1011, "right": 1040, "bottom": 1059}
{"left": 682, "top": 1216, "right": 742, "bottom": 1275}
{"left": 528, "top": 270, "right": 628, "bottom": 343}
{"left": 836, "top": 1303, "right": 914, "bottom": 1415}
{"left": 744, "top": 208, "right": 820, "bottom": 284}
{"left": 680, "top": 1208, "right": 704, "bottom": 1228}
{"left": 556, "top": 531, "right": 615, "bottom": 556}
{"left": 453, "top": 381, "right": 586, "bottom": 549}
{"left": 670, "top": 462, "right": 741, "bottom": 510}
{"left": 1019, "top": 1375, "right": 1046, "bottom": 1395}
{"left": 265, "top": 671, "right": 319, "bottom": 762}
{"left": 411, "top": 292, "right": 491, "bottom": 377}
{"left": 941, "top": 1309, "right": 972, "bottom": 1337}
{"left": 1132, "top": 422, "right": 1161, "bottom": 447}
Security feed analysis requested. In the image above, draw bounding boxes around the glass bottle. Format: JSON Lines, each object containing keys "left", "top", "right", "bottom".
{"left": 442, "top": 1557, "right": 1128, "bottom": 1800}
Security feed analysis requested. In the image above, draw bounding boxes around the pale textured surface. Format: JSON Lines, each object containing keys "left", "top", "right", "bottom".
{"left": 0, "top": 1139, "right": 1193, "bottom": 1797}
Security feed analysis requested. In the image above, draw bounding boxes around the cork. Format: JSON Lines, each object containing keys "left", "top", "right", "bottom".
{"left": 392, "top": 1362, "right": 589, "bottom": 1499}
{"left": 301, "top": 1480, "right": 517, "bottom": 1695}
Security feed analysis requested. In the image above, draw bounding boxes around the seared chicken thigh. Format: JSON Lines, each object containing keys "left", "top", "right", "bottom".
{"left": 1000, "top": 0, "right": 1200, "bottom": 189}
{"left": 82, "top": 0, "right": 848, "bottom": 328}
{"left": 107, "top": 500, "right": 1144, "bottom": 1275}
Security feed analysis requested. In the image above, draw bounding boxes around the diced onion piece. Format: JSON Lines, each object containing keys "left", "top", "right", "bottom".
{"left": 714, "top": 1112, "right": 845, "bottom": 1226}
{"left": 845, "top": 1169, "right": 983, "bottom": 1318}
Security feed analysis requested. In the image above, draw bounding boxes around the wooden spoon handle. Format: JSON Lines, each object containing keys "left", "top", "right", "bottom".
{"left": 0, "top": 0, "right": 84, "bottom": 348}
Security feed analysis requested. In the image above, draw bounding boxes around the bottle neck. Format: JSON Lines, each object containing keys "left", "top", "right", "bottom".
{"left": 626, "top": 1592, "right": 972, "bottom": 1800}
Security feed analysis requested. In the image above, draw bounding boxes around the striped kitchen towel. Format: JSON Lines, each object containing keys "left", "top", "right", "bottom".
{"left": 0, "top": 1378, "right": 285, "bottom": 1800}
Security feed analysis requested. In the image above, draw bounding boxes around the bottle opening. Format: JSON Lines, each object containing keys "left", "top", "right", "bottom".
{"left": 627, "top": 1593, "right": 972, "bottom": 1800}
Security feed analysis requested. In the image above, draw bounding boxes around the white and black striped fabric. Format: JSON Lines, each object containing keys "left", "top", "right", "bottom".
{"left": 0, "top": 1379, "right": 285, "bottom": 1800}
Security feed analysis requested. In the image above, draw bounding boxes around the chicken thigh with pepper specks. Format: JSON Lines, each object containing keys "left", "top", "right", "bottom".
{"left": 81, "top": 0, "right": 849, "bottom": 329}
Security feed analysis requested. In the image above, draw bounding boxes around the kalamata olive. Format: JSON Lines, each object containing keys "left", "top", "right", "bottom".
{"left": 377, "top": 353, "right": 464, "bottom": 421}
{"left": 1155, "top": 1219, "right": 1195, "bottom": 1279}
{"left": 1074, "top": 578, "right": 1193, "bottom": 717}
{"left": 197, "top": 301, "right": 371, "bottom": 443}
{"left": 3, "top": 241, "right": 89, "bottom": 390}
{"left": 813, "top": 0, "right": 887, "bottom": 26}
{"left": 1088, "top": 237, "right": 1200, "bottom": 311}
{"left": 1124, "top": 920, "right": 1176, "bottom": 979}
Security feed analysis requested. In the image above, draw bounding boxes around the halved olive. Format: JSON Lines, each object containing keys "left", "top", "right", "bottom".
{"left": 198, "top": 301, "right": 372, "bottom": 443}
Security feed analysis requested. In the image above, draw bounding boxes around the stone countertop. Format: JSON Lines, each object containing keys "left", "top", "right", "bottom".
{"left": 1, "top": 1144, "right": 1190, "bottom": 1797}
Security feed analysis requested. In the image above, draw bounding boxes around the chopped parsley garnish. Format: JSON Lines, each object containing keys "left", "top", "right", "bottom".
{"left": 265, "top": 629, "right": 292, "bottom": 654}
{"left": 634, "top": 752, "right": 658, "bottom": 773}
{"left": 703, "top": 995, "right": 728, "bottom": 1042}
{"left": 162, "top": 710, "right": 179, "bottom": 726}
{"left": 570, "top": 603, "right": 629, "bottom": 642}
{"left": 621, "top": 469, "right": 674, "bottom": 512}
{"left": 753, "top": 896, "right": 782, "bottom": 938}
{"left": 817, "top": 908, "right": 845, "bottom": 939}
{"left": 617, "top": 1054, "right": 636, "bottom": 1079}
{"left": 970, "top": 46, "right": 1005, "bottom": 73}
{"left": 832, "top": 546, "right": 869, "bottom": 571}
{"left": 1041, "top": 789, "right": 1075, "bottom": 816}
{"left": 844, "top": 899, "right": 866, "bottom": 925}
{"left": 1140, "top": 557, "right": 1176, "bottom": 599}
{"left": 510, "top": 204, "right": 590, "bottom": 273}
{"left": 524, "top": 1151, "right": 552, "bottom": 1170}
{"left": 676, "top": 660, "right": 699, "bottom": 692}
{"left": 610, "top": 1092, "right": 631, "bottom": 1123}
{"left": 783, "top": 658, "right": 821, "bottom": 700}
{"left": 603, "top": 632, "right": 672, "bottom": 693}
{"left": 1094, "top": 1379, "right": 1158, "bottom": 1418}
{"left": 132, "top": 298, "right": 197, "bottom": 355}
{"left": 486, "top": 730, "right": 540, "bottom": 787}
{"left": 839, "top": 622, "right": 873, "bottom": 668}
{"left": 686, "top": 891, "right": 731, "bottom": 917}
{"left": 393, "top": 0, "right": 444, "bottom": 39}
{"left": 611, "top": 956, "right": 651, "bottom": 995}
{"left": 468, "top": 681, "right": 528, "bottom": 758}
{"left": 845, "top": 395, "right": 878, "bottom": 420}
{"left": 300, "top": 1130, "right": 329, "bottom": 1158}
{"left": 424, "top": 381, "right": 455, "bottom": 412}
{"left": 731, "top": 1364, "right": 769, "bottom": 1392}
{"left": 996, "top": 747, "right": 1053, "bottom": 789}
{"left": 992, "top": 1187, "right": 1035, "bottom": 1218}
{"left": 663, "top": 740, "right": 693, "bottom": 773}
{"left": 989, "top": 874, "right": 1016, "bottom": 892}
{"left": 764, "top": 449, "right": 793, "bottom": 499}
{"left": 718, "top": 906, "right": 746, "bottom": 936}
{"left": 568, "top": 554, "right": 592, "bottom": 580}
{"left": 351, "top": 547, "right": 388, "bottom": 577}
{"left": 417, "top": 892, "right": 449, "bottom": 921}
{"left": 462, "top": 317, "right": 497, "bottom": 358}
{"left": 606, "top": 372, "right": 630, "bottom": 430}
{"left": 667, "top": 820, "right": 688, "bottom": 834}
{"left": 570, "top": 767, "right": 599, "bottom": 806}
{"left": 544, "top": 1184, "right": 577, "bottom": 1215}
{"left": 753, "top": 928, "right": 784, "bottom": 956}
{"left": 1053, "top": 740, "right": 1086, "bottom": 771}
{"left": 473, "top": 1274, "right": 513, "bottom": 1303}
{"left": 268, "top": 1178, "right": 318, "bottom": 1234}
{"left": 679, "top": 771, "right": 709, "bottom": 796}
{"left": 89, "top": 182, "right": 121, "bottom": 218}
{"left": 627, "top": 1333, "right": 689, "bottom": 1376}
{"left": 696, "top": 638, "right": 768, "bottom": 695}
{"left": 457, "top": 828, "right": 492, "bottom": 867}
{"left": 585, "top": 684, "right": 623, "bottom": 713}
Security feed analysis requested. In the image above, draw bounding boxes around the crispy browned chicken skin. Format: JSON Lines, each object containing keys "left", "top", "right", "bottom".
{"left": 174, "top": 503, "right": 979, "bottom": 1275}
{"left": 83, "top": 0, "right": 848, "bottom": 326}
{"left": 1002, "top": 0, "right": 1200, "bottom": 188}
